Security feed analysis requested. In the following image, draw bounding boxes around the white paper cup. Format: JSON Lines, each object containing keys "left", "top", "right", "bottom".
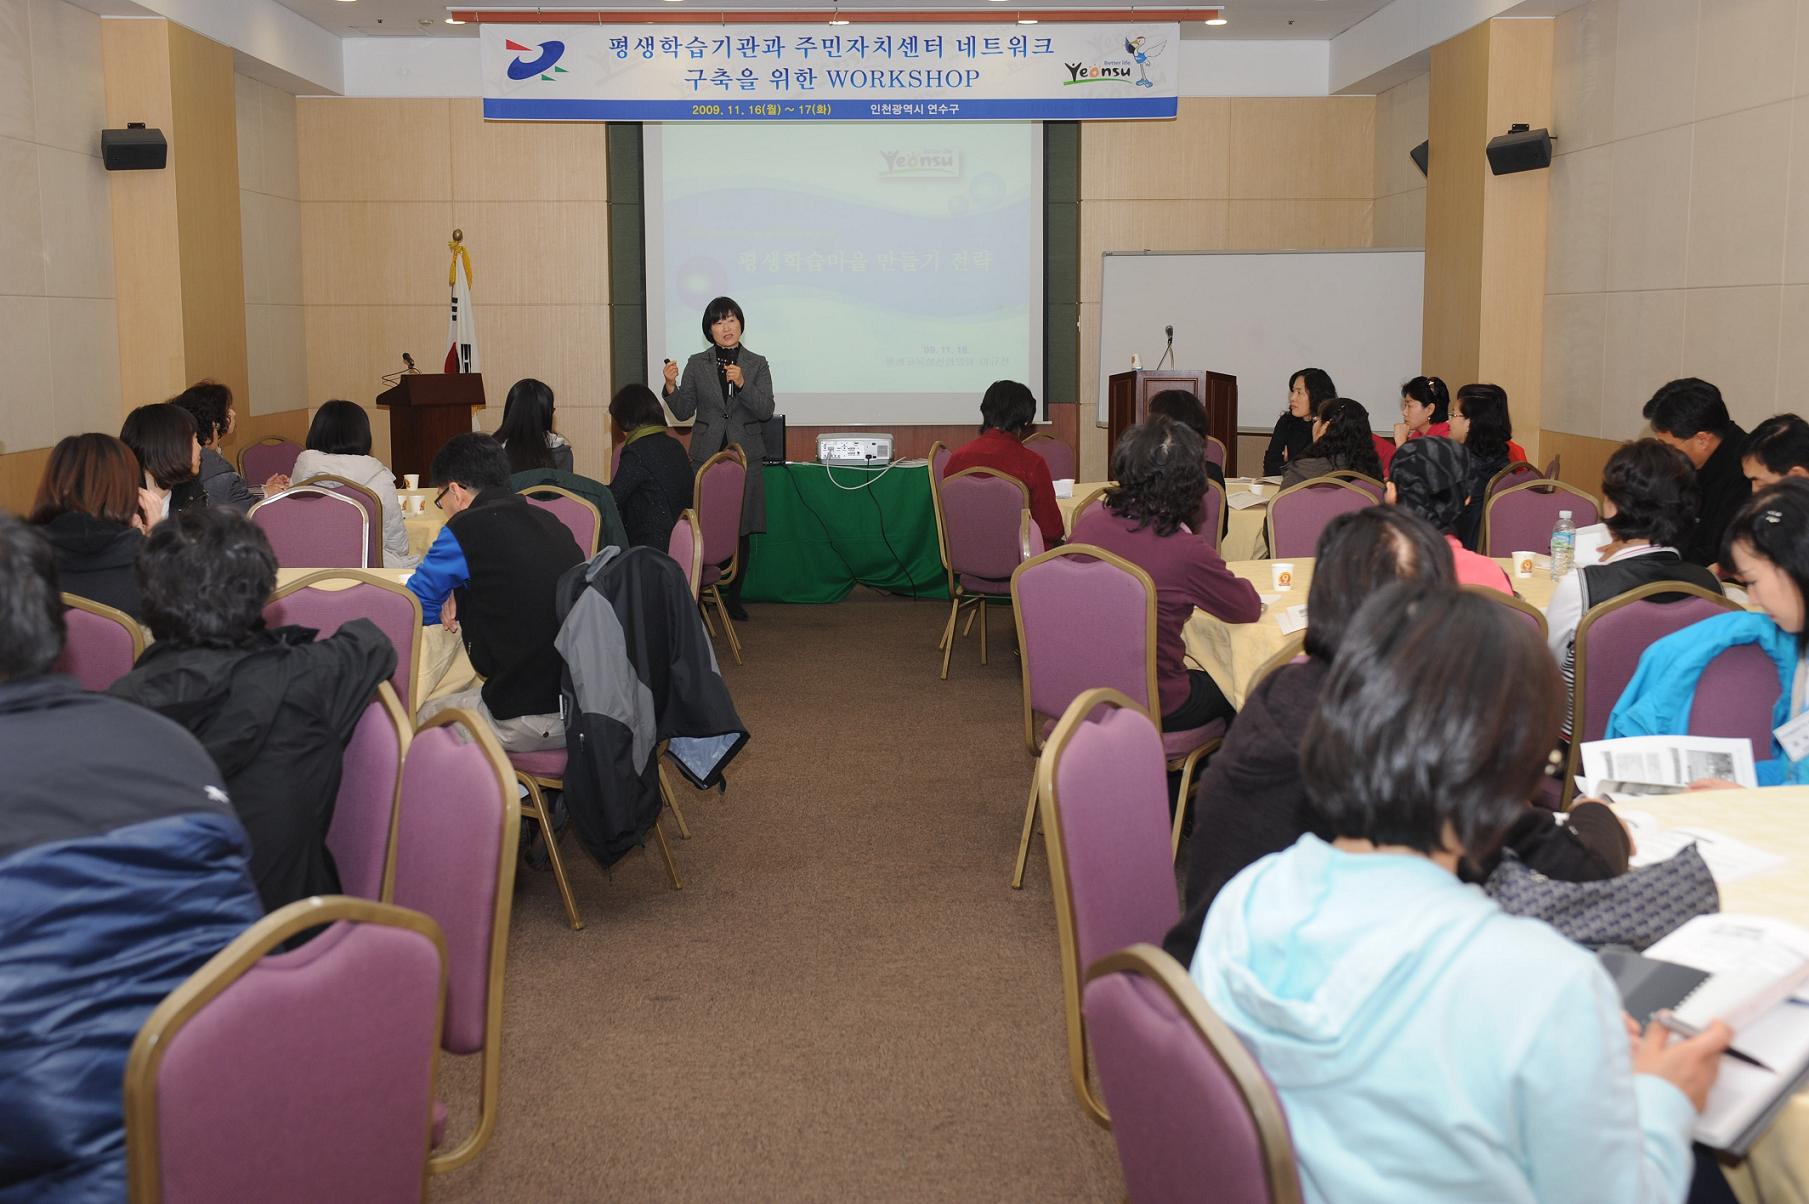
{"left": 1271, "top": 562, "right": 1296, "bottom": 591}
{"left": 408, "top": 495, "right": 426, "bottom": 516}
{"left": 403, "top": 473, "right": 420, "bottom": 490}
{"left": 1247, "top": 482, "right": 1264, "bottom": 498}
{"left": 1512, "top": 551, "right": 1536, "bottom": 579}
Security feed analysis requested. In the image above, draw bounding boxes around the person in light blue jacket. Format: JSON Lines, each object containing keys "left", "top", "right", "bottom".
{"left": 1191, "top": 584, "right": 1730, "bottom": 1204}
{"left": 1609, "top": 479, "right": 1809, "bottom": 785}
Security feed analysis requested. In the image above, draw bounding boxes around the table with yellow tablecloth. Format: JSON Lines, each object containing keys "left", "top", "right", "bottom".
{"left": 1182, "top": 558, "right": 1557, "bottom": 709}
{"left": 273, "top": 567, "right": 474, "bottom": 712}
{"left": 396, "top": 488, "right": 445, "bottom": 560}
{"left": 1058, "top": 479, "right": 1271, "bottom": 562}
{"left": 1608, "top": 788, "right": 1809, "bottom": 1204}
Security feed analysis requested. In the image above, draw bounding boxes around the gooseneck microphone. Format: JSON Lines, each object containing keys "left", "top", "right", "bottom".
{"left": 1156, "top": 325, "right": 1175, "bottom": 370}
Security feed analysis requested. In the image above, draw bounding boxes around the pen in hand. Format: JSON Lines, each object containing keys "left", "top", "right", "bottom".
{"left": 1654, "top": 1009, "right": 1773, "bottom": 1073}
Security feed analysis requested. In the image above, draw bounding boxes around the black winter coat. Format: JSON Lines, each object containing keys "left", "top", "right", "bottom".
{"left": 35, "top": 511, "right": 146, "bottom": 619}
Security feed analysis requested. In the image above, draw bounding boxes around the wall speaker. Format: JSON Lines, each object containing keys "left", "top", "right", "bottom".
{"left": 1485, "top": 124, "right": 1552, "bottom": 176}
{"left": 1408, "top": 140, "right": 1429, "bottom": 177}
{"left": 101, "top": 123, "right": 167, "bottom": 171}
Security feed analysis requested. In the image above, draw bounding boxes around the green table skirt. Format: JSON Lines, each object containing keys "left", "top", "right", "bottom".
{"left": 743, "top": 463, "right": 949, "bottom": 604}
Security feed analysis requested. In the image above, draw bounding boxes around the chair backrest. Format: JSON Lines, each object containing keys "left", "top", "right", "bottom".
{"left": 1024, "top": 433, "right": 1077, "bottom": 482}
{"left": 1543, "top": 454, "right": 1561, "bottom": 481}
{"left": 264, "top": 571, "right": 423, "bottom": 713}
{"left": 1070, "top": 486, "right": 1110, "bottom": 533}
{"left": 388, "top": 710, "right": 519, "bottom": 1172}
{"left": 1205, "top": 436, "right": 1228, "bottom": 471}
{"left": 250, "top": 486, "right": 371, "bottom": 569}
{"left": 1690, "top": 643, "right": 1783, "bottom": 752}
{"left": 1324, "top": 470, "right": 1384, "bottom": 502}
{"left": 668, "top": 508, "right": 704, "bottom": 601}
{"left": 1482, "top": 479, "right": 1600, "bottom": 558}
{"left": 1199, "top": 480, "right": 1226, "bottom": 553}
{"left": 1245, "top": 632, "right": 1307, "bottom": 697}
{"left": 294, "top": 474, "right": 384, "bottom": 569}
{"left": 1013, "top": 550, "right": 1160, "bottom": 753}
{"left": 1264, "top": 479, "right": 1372, "bottom": 560}
{"left": 520, "top": 484, "right": 602, "bottom": 557}
{"left": 1465, "top": 583, "right": 1549, "bottom": 640}
{"left": 1085, "top": 944, "right": 1304, "bottom": 1204}
{"left": 1572, "top": 582, "right": 1741, "bottom": 747}
{"left": 929, "top": 440, "right": 952, "bottom": 482}
{"left": 238, "top": 436, "right": 301, "bottom": 484}
{"left": 53, "top": 594, "right": 145, "bottom": 690}
{"left": 693, "top": 447, "right": 747, "bottom": 574}
{"left": 926, "top": 443, "right": 954, "bottom": 584}
{"left": 1488, "top": 460, "right": 1543, "bottom": 498}
{"left": 325, "top": 683, "right": 411, "bottom": 903}
{"left": 124, "top": 897, "right": 446, "bottom": 1204}
{"left": 1040, "top": 691, "right": 1185, "bottom": 1125}
{"left": 940, "top": 467, "right": 1033, "bottom": 585}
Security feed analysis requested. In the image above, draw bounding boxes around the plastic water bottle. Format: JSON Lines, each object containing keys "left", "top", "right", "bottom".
{"left": 1550, "top": 509, "right": 1575, "bottom": 579}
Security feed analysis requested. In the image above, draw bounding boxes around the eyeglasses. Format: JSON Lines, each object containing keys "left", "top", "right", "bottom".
{"left": 434, "top": 487, "right": 449, "bottom": 511}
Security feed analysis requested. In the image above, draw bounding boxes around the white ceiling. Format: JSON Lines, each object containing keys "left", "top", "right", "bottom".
{"left": 264, "top": 0, "right": 1393, "bottom": 40}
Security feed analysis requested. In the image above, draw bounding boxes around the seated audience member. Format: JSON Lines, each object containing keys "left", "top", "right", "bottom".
{"left": 109, "top": 508, "right": 396, "bottom": 914}
{"left": 1387, "top": 436, "right": 1512, "bottom": 593}
{"left": 1393, "top": 374, "right": 1451, "bottom": 447}
{"left": 608, "top": 382, "right": 696, "bottom": 551}
{"left": 1546, "top": 440, "right": 1721, "bottom": 721}
{"left": 1280, "top": 397, "right": 1384, "bottom": 488}
{"left": 1070, "top": 418, "right": 1261, "bottom": 731}
{"left": 170, "top": 379, "right": 280, "bottom": 510}
{"left": 1447, "top": 382, "right": 1527, "bottom": 549}
{"left": 1644, "top": 377, "right": 1748, "bottom": 568}
{"left": 1146, "top": 388, "right": 1227, "bottom": 487}
{"left": 408, "top": 433, "right": 584, "bottom": 751}
{"left": 1742, "top": 413, "right": 1809, "bottom": 491}
{"left": 28, "top": 433, "right": 159, "bottom": 619}
{"left": 1264, "top": 367, "right": 1336, "bottom": 476}
{"left": 290, "top": 399, "right": 416, "bottom": 569}
{"left": 1192, "top": 584, "right": 1728, "bottom": 1204}
{"left": 120, "top": 401, "right": 205, "bottom": 517}
{"left": 0, "top": 514, "right": 262, "bottom": 1201}
{"left": 944, "top": 379, "right": 1064, "bottom": 548}
{"left": 1610, "top": 481, "right": 1809, "bottom": 786}
{"left": 496, "top": 377, "right": 575, "bottom": 474}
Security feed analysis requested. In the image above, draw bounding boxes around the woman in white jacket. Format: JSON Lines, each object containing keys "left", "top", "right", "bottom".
{"left": 290, "top": 400, "right": 416, "bottom": 568}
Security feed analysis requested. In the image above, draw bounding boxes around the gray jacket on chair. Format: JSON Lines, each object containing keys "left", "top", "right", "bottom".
{"left": 665, "top": 347, "right": 773, "bottom": 535}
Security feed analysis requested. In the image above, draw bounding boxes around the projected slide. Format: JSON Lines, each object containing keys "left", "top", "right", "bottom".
{"left": 645, "top": 123, "right": 1042, "bottom": 425}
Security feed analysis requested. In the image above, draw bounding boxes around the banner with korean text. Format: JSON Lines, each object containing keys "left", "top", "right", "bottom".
{"left": 481, "top": 24, "right": 1178, "bottom": 122}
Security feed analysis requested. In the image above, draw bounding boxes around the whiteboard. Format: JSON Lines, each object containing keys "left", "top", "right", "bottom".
{"left": 1096, "top": 250, "right": 1425, "bottom": 433}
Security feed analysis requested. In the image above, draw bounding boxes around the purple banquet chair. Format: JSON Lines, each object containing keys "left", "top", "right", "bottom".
{"left": 1482, "top": 479, "right": 1599, "bottom": 558}
{"left": 265, "top": 570, "right": 422, "bottom": 714}
{"left": 1205, "top": 435, "right": 1229, "bottom": 473}
{"left": 1566, "top": 582, "right": 1740, "bottom": 807}
{"left": 1199, "top": 480, "right": 1227, "bottom": 553}
{"left": 325, "top": 683, "right": 411, "bottom": 903}
{"left": 1264, "top": 478, "right": 1372, "bottom": 560}
{"left": 1465, "top": 584, "right": 1549, "bottom": 640}
{"left": 238, "top": 436, "right": 302, "bottom": 486}
{"left": 693, "top": 447, "right": 748, "bottom": 665}
{"left": 929, "top": 440, "right": 952, "bottom": 482}
{"left": 1024, "top": 432, "right": 1078, "bottom": 482}
{"left": 1690, "top": 643, "right": 1783, "bottom": 753}
{"left": 520, "top": 485, "right": 602, "bottom": 557}
{"left": 1068, "top": 486, "right": 1110, "bottom": 534}
{"left": 1034, "top": 689, "right": 1185, "bottom": 1125}
{"left": 250, "top": 485, "right": 370, "bottom": 569}
{"left": 123, "top": 896, "right": 447, "bottom": 1204}
{"left": 1085, "top": 944, "right": 1304, "bottom": 1204}
{"left": 938, "top": 467, "right": 1038, "bottom": 680}
{"left": 1487, "top": 460, "right": 1542, "bottom": 498}
{"left": 1324, "top": 470, "right": 1385, "bottom": 502}
{"left": 669, "top": 508, "right": 704, "bottom": 601}
{"left": 293, "top": 474, "right": 384, "bottom": 570}
{"left": 53, "top": 593, "right": 144, "bottom": 690}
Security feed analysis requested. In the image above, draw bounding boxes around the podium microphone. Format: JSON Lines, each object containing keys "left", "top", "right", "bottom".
{"left": 1157, "top": 325, "right": 1175, "bottom": 370}
{"left": 401, "top": 351, "right": 418, "bottom": 375}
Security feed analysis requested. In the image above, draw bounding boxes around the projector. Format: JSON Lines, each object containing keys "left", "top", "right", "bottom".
{"left": 816, "top": 433, "right": 894, "bottom": 466}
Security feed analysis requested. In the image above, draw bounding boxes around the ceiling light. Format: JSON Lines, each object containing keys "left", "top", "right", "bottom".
{"left": 1017, "top": 15, "right": 1038, "bottom": 24}
{"left": 446, "top": 15, "right": 464, "bottom": 22}
{"left": 829, "top": 8, "right": 849, "bottom": 24}
{"left": 1205, "top": 15, "right": 1227, "bottom": 24}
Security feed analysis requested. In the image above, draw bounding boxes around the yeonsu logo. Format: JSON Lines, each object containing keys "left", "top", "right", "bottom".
{"left": 1066, "top": 34, "right": 1167, "bottom": 88}
{"left": 879, "top": 149, "right": 960, "bottom": 177}
{"left": 1063, "top": 62, "right": 1132, "bottom": 85}
{"left": 505, "top": 38, "right": 568, "bottom": 82}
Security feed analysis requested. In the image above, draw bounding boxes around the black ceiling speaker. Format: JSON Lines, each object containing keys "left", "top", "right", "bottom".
{"left": 101, "top": 123, "right": 168, "bottom": 171}
{"left": 1486, "top": 124, "right": 1553, "bottom": 176}
{"left": 1408, "top": 139, "right": 1429, "bottom": 177}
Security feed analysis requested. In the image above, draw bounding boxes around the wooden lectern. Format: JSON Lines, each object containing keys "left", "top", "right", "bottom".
{"left": 376, "top": 373, "right": 485, "bottom": 480}
{"left": 1106, "top": 369, "right": 1240, "bottom": 476}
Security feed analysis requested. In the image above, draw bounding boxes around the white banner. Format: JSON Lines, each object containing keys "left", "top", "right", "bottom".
{"left": 480, "top": 24, "right": 1178, "bottom": 123}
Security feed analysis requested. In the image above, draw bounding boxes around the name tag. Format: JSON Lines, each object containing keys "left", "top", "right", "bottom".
{"left": 1775, "top": 709, "right": 1809, "bottom": 762}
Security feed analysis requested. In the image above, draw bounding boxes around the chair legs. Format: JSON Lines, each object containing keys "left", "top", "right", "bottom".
{"left": 1168, "top": 742, "right": 1220, "bottom": 862}
{"left": 1011, "top": 771, "right": 1040, "bottom": 890}
{"left": 704, "top": 584, "right": 743, "bottom": 665}
{"left": 978, "top": 599, "right": 988, "bottom": 665}
{"left": 651, "top": 819, "right": 683, "bottom": 890}
{"left": 937, "top": 596, "right": 959, "bottom": 652}
{"left": 657, "top": 760, "right": 691, "bottom": 839}
{"left": 515, "top": 772, "right": 584, "bottom": 931}
{"left": 941, "top": 595, "right": 1003, "bottom": 680}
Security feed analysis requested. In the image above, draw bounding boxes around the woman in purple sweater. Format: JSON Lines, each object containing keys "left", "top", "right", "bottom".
{"left": 1070, "top": 418, "right": 1261, "bottom": 731}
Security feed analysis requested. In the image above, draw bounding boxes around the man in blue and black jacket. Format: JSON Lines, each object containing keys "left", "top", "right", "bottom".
{"left": 0, "top": 513, "right": 262, "bottom": 1202}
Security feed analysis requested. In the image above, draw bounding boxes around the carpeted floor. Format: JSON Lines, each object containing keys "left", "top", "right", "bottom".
{"left": 430, "top": 592, "right": 1123, "bottom": 1202}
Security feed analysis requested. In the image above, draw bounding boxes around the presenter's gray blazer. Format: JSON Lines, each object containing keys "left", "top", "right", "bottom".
{"left": 665, "top": 347, "right": 774, "bottom": 535}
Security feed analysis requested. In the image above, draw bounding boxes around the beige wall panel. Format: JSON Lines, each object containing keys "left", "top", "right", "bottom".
{"left": 1602, "top": 289, "right": 1684, "bottom": 439}
{"left": 246, "top": 303, "right": 307, "bottom": 414}
{"left": 0, "top": 446, "right": 52, "bottom": 515}
{"left": 39, "top": 144, "right": 114, "bottom": 298}
{"left": 0, "top": 295, "right": 53, "bottom": 452}
{"left": 47, "top": 296, "right": 121, "bottom": 431}
{"left": 1372, "top": 189, "right": 1426, "bottom": 248}
{"left": 450, "top": 202, "right": 607, "bottom": 306}
{"left": 1423, "top": 22, "right": 1489, "bottom": 385}
{"left": 1681, "top": 285, "right": 1783, "bottom": 427}
{"left": 1799, "top": 0, "right": 1809, "bottom": 98}
{"left": 1373, "top": 73, "right": 1428, "bottom": 200}
{"left": 300, "top": 201, "right": 456, "bottom": 307}
{"left": 1225, "top": 199, "right": 1372, "bottom": 250}
{"left": 1227, "top": 97, "right": 1375, "bottom": 201}
{"left": 1540, "top": 291, "right": 1605, "bottom": 438}
{"left": 1606, "top": 126, "right": 1692, "bottom": 291}
{"left": 1078, "top": 200, "right": 1228, "bottom": 302}
{"left": 0, "top": 137, "right": 45, "bottom": 295}
{"left": 449, "top": 100, "right": 606, "bottom": 202}
{"left": 262, "top": 84, "right": 300, "bottom": 202}
{"left": 1777, "top": 286, "right": 1809, "bottom": 416}
{"left": 1612, "top": 0, "right": 1699, "bottom": 140}
{"left": 475, "top": 305, "right": 611, "bottom": 410}
{"left": 1544, "top": 144, "right": 1611, "bottom": 295}
{"left": 554, "top": 405, "right": 609, "bottom": 481}
{"left": 241, "top": 188, "right": 270, "bottom": 306}
{"left": 1694, "top": 0, "right": 1797, "bottom": 122}
{"left": 103, "top": 18, "right": 184, "bottom": 406}
{"left": 29, "top": 0, "right": 103, "bottom": 156}
{"left": 1079, "top": 98, "right": 1229, "bottom": 201}
{"left": 265, "top": 196, "right": 303, "bottom": 307}
{"left": 1553, "top": 0, "right": 1618, "bottom": 154}
{"left": 235, "top": 74, "right": 264, "bottom": 193}
{"left": 302, "top": 304, "right": 446, "bottom": 465}
{"left": 297, "top": 99, "right": 451, "bottom": 203}
{"left": 1789, "top": 96, "right": 1809, "bottom": 282}
{"left": 0, "top": 0, "right": 31, "bottom": 143}
{"left": 1540, "top": 428, "right": 1619, "bottom": 495}
{"left": 1687, "top": 102, "right": 1792, "bottom": 288}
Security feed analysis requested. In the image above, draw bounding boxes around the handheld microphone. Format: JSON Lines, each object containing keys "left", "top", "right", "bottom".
{"left": 717, "top": 354, "right": 737, "bottom": 397}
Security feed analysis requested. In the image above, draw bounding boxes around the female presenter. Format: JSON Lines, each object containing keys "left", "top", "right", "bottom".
{"left": 663, "top": 295, "right": 774, "bottom": 620}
